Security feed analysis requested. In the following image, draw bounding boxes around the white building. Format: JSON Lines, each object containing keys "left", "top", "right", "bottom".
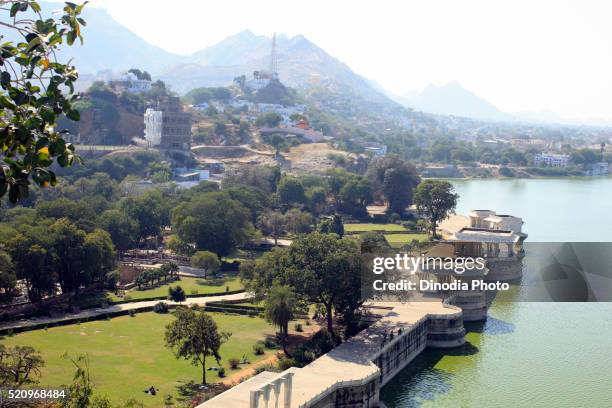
{"left": 534, "top": 152, "right": 570, "bottom": 167}
{"left": 144, "top": 109, "right": 162, "bottom": 146}
{"left": 109, "top": 72, "right": 152, "bottom": 93}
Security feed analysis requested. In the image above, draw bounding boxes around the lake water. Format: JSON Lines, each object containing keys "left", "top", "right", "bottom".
{"left": 380, "top": 177, "right": 612, "bottom": 408}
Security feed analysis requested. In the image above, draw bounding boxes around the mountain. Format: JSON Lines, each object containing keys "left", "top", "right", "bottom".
{"left": 160, "top": 31, "right": 391, "bottom": 103}
{"left": 37, "top": 2, "right": 184, "bottom": 74}
{"left": 393, "top": 81, "right": 511, "bottom": 122}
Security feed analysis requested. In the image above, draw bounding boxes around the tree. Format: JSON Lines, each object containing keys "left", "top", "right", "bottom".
{"left": 0, "top": 251, "right": 17, "bottom": 302}
{"left": 8, "top": 238, "right": 56, "bottom": 302}
{"left": 168, "top": 286, "right": 186, "bottom": 303}
{"left": 264, "top": 284, "right": 296, "bottom": 356}
{"left": 121, "top": 190, "right": 170, "bottom": 242}
{"left": 82, "top": 229, "right": 116, "bottom": 285}
{"left": 258, "top": 210, "right": 285, "bottom": 246}
{"left": 307, "top": 186, "right": 327, "bottom": 215}
{"left": 49, "top": 218, "right": 86, "bottom": 294}
{"left": 318, "top": 214, "right": 344, "bottom": 237}
{"left": 165, "top": 308, "right": 231, "bottom": 384}
{"left": 0, "top": 1, "right": 88, "bottom": 203}
{"left": 366, "top": 155, "right": 420, "bottom": 214}
{"left": 172, "top": 192, "right": 253, "bottom": 256}
{"left": 339, "top": 178, "right": 373, "bottom": 217}
{"left": 277, "top": 177, "right": 306, "bottom": 206}
{"left": 284, "top": 209, "right": 313, "bottom": 234}
{"left": 255, "top": 112, "right": 282, "bottom": 127}
{"left": 190, "top": 251, "right": 220, "bottom": 278}
{"left": 243, "top": 233, "right": 363, "bottom": 334}
{"left": 413, "top": 180, "right": 458, "bottom": 238}
{"left": 98, "top": 209, "right": 140, "bottom": 252}
{"left": 0, "top": 345, "right": 44, "bottom": 387}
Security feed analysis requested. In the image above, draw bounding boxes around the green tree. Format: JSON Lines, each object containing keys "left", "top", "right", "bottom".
{"left": 264, "top": 284, "right": 296, "bottom": 356}
{"left": 82, "top": 229, "right": 116, "bottom": 285}
{"left": 284, "top": 208, "right": 313, "bottom": 234}
{"left": 306, "top": 186, "right": 327, "bottom": 215}
{"left": 190, "top": 251, "right": 220, "bottom": 278}
{"left": 0, "top": 345, "right": 44, "bottom": 387}
{"left": 339, "top": 178, "right": 373, "bottom": 217}
{"left": 165, "top": 308, "right": 231, "bottom": 384}
{"left": 0, "top": 251, "right": 17, "bottom": 302}
{"left": 366, "top": 155, "right": 420, "bottom": 215}
{"left": 168, "top": 285, "right": 186, "bottom": 303}
{"left": 121, "top": 190, "right": 170, "bottom": 242}
{"left": 172, "top": 192, "right": 253, "bottom": 256}
{"left": 413, "top": 180, "right": 458, "bottom": 238}
{"left": 257, "top": 210, "right": 285, "bottom": 246}
{"left": 255, "top": 112, "right": 282, "bottom": 127}
{"left": 98, "top": 209, "right": 140, "bottom": 252}
{"left": 318, "top": 214, "right": 344, "bottom": 237}
{"left": 277, "top": 177, "right": 306, "bottom": 206}
{"left": 0, "top": 1, "right": 88, "bottom": 203}
{"left": 243, "top": 233, "right": 362, "bottom": 334}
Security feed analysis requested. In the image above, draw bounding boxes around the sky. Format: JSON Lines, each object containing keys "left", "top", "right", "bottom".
{"left": 87, "top": 0, "right": 612, "bottom": 123}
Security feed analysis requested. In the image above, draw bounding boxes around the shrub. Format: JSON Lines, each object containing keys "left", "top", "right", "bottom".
{"left": 254, "top": 364, "right": 279, "bottom": 375}
{"left": 228, "top": 358, "right": 240, "bottom": 369}
{"left": 218, "top": 367, "right": 225, "bottom": 378}
{"left": 253, "top": 344, "right": 265, "bottom": 355}
{"left": 276, "top": 355, "right": 296, "bottom": 371}
{"left": 294, "top": 323, "right": 303, "bottom": 332}
{"left": 263, "top": 338, "right": 278, "bottom": 349}
{"left": 153, "top": 302, "right": 169, "bottom": 314}
{"left": 305, "top": 319, "right": 311, "bottom": 326}
{"left": 128, "top": 309, "right": 136, "bottom": 317}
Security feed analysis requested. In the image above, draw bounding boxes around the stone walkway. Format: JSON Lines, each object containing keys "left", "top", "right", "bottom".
{"left": 0, "top": 292, "right": 248, "bottom": 332}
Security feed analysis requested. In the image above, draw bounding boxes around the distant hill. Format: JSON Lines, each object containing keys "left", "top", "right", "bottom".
{"left": 393, "top": 81, "right": 511, "bottom": 122}
{"left": 37, "top": 2, "right": 184, "bottom": 74}
{"left": 160, "top": 30, "right": 391, "bottom": 104}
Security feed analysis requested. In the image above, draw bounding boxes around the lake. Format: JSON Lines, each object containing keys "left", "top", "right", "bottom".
{"left": 380, "top": 177, "right": 612, "bottom": 407}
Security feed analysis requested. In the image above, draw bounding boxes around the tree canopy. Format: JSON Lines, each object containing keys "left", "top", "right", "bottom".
{"left": 0, "top": 1, "right": 88, "bottom": 203}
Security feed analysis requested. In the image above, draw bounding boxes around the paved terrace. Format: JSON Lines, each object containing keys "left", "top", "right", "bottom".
{"left": 201, "top": 300, "right": 459, "bottom": 408}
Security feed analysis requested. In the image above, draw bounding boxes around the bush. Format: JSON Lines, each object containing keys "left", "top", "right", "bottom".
{"left": 253, "top": 344, "right": 265, "bottom": 355}
{"left": 228, "top": 358, "right": 240, "bottom": 369}
{"left": 263, "top": 338, "right": 278, "bottom": 349}
{"left": 305, "top": 319, "right": 311, "bottom": 326}
{"left": 276, "top": 355, "right": 296, "bottom": 371}
{"left": 218, "top": 367, "right": 225, "bottom": 378}
{"left": 254, "top": 364, "right": 279, "bottom": 375}
{"left": 128, "top": 309, "right": 136, "bottom": 317}
{"left": 294, "top": 323, "right": 303, "bottom": 332}
{"left": 389, "top": 213, "right": 401, "bottom": 223}
{"left": 153, "top": 302, "right": 169, "bottom": 314}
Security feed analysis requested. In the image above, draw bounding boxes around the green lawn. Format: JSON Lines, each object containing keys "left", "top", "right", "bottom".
{"left": 384, "top": 233, "right": 429, "bottom": 247}
{"left": 1, "top": 312, "right": 275, "bottom": 407}
{"left": 344, "top": 223, "right": 408, "bottom": 232}
{"left": 109, "top": 275, "right": 243, "bottom": 302}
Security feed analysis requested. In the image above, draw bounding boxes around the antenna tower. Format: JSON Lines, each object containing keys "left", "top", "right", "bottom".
{"left": 269, "top": 32, "right": 278, "bottom": 76}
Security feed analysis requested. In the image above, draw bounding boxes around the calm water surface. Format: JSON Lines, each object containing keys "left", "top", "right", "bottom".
{"left": 381, "top": 177, "right": 612, "bottom": 408}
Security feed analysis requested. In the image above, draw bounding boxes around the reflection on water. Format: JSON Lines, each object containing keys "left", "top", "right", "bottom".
{"left": 380, "top": 178, "right": 612, "bottom": 407}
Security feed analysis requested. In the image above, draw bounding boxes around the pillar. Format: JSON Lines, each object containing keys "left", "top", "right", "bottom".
{"left": 250, "top": 390, "right": 260, "bottom": 408}
{"left": 283, "top": 372, "right": 294, "bottom": 408}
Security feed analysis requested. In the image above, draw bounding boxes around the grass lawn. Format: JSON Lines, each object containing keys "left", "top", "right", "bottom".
{"left": 109, "top": 275, "right": 243, "bottom": 302}
{"left": 0, "top": 312, "right": 275, "bottom": 407}
{"left": 344, "top": 223, "right": 407, "bottom": 233}
{"left": 384, "top": 233, "right": 429, "bottom": 247}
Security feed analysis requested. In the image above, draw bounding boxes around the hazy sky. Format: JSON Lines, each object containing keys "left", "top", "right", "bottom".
{"left": 87, "top": 0, "right": 612, "bottom": 122}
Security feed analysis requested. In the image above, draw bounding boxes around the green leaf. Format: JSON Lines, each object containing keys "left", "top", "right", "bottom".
{"left": 0, "top": 71, "right": 10, "bottom": 88}
{"left": 67, "top": 109, "right": 80, "bottom": 121}
{"left": 10, "top": 3, "right": 20, "bottom": 18}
